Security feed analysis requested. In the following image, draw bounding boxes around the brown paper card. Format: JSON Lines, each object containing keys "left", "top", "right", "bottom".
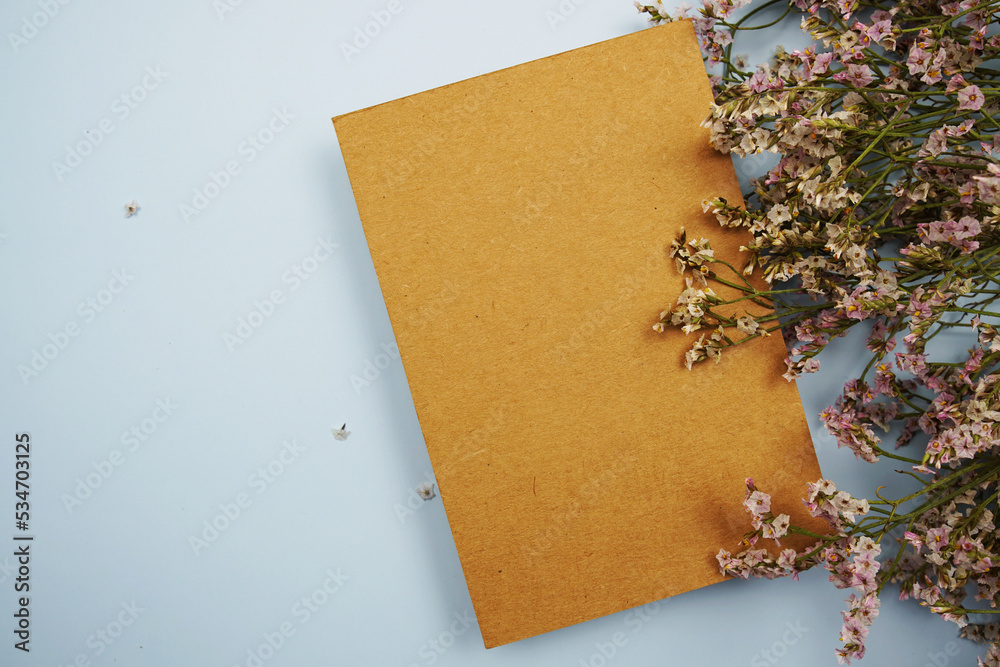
{"left": 333, "top": 20, "right": 823, "bottom": 648}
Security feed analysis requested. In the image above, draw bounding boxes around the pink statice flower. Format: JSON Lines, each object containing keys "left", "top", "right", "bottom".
{"left": 833, "top": 63, "right": 874, "bottom": 87}
{"left": 907, "top": 45, "right": 933, "bottom": 74}
{"left": 917, "top": 216, "right": 982, "bottom": 251}
{"left": 958, "top": 84, "right": 985, "bottom": 111}
{"left": 648, "top": 1, "right": 1000, "bottom": 662}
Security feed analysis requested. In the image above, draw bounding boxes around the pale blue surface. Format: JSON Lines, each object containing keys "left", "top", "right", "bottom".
{"left": 0, "top": 1, "right": 984, "bottom": 665}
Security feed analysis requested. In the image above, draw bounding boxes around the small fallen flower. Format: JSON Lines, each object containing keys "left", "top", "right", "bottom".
{"left": 124, "top": 200, "right": 140, "bottom": 218}
{"left": 417, "top": 482, "right": 436, "bottom": 501}
{"left": 332, "top": 423, "right": 350, "bottom": 441}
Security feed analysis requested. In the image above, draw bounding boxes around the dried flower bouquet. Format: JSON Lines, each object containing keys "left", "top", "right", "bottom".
{"left": 637, "top": 0, "right": 1000, "bottom": 663}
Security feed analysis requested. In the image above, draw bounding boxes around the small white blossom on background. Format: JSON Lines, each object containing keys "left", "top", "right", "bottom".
{"left": 417, "top": 482, "right": 436, "bottom": 501}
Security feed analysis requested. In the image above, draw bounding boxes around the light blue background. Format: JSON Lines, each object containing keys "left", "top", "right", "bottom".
{"left": 0, "top": 0, "right": 982, "bottom": 665}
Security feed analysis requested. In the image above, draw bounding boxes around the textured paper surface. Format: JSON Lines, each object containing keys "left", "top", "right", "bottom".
{"left": 333, "top": 20, "right": 823, "bottom": 648}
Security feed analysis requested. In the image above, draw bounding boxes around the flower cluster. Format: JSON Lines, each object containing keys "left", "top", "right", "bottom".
{"left": 744, "top": 477, "right": 792, "bottom": 542}
{"left": 717, "top": 478, "right": 881, "bottom": 661}
{"left": 637, "top": 0, "right": 1000, "bottom": 663}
